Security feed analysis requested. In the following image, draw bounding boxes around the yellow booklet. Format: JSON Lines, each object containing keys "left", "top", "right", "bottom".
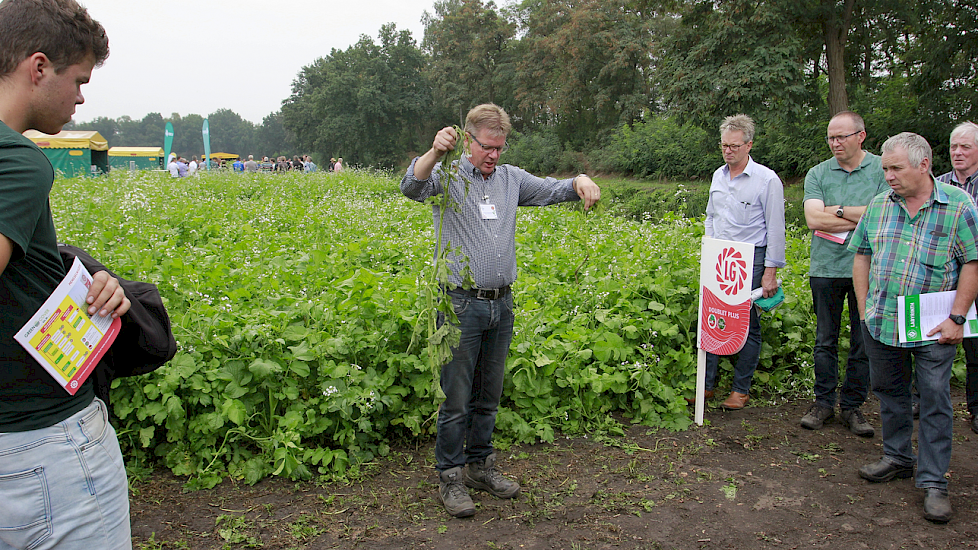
{"left": 14, "top": 257, "right": 121, "bottom": 395}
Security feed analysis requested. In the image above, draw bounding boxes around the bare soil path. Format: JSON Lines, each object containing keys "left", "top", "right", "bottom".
{"left": 130, "top": 390, "right": 978, "bottom": 549}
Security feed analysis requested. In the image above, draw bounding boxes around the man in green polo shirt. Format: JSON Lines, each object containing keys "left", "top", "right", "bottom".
{"left": 800, "top": 111, "right": 887, "bottom": 436}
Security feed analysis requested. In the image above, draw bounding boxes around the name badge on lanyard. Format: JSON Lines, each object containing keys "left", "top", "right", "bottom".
{"left": 480, "top": 203, "right": 498, "bottom": 220}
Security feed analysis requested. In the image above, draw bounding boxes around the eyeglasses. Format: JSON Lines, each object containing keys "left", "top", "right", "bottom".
{"left": 719, "top": 142, "right": 746, "bottom": 151}
{"left": 469, "top": 132, "right": 509, "bottom": 154}
{"left": 826, "top": 131, "right": 861, "bottom": 144}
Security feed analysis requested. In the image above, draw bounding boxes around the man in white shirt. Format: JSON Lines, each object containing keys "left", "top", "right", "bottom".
{"left": 702, "top": 114, "right": 786, "bottom": 410}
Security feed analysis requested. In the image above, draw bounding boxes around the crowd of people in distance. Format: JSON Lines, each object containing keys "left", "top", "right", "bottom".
{"left": 168, "top": 153, "right": 345, "bottom": 177}
{"left": 252, "top": 155, "right": 344, "bottom": 172}
{"left": 166, "top": 154, "right": 210, "bottom": 177}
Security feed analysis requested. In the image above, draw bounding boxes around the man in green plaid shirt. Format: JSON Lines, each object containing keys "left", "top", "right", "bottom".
{"left": 849, "top": 132, "right": 978, "bottom": 524}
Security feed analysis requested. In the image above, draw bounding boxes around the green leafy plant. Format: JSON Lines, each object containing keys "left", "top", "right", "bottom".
{"left": 408, "top": 125, "right": 475, "bottom": 400}
{"left": 49, "top": 169, "right": 817, "bottom": 488}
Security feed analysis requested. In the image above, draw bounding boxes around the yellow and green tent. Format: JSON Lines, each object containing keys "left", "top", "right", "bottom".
{"left": 208, "top": 152, "right": 239, "bottom": 160}
{"left": 108, "top": 146, "right": 164, "bottom": 171}
{"left": 23, "top": 130, "right": 109, "bottom": 177}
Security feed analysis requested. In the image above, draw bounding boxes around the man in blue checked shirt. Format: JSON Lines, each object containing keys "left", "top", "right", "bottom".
{"left": 850, "top": 132, "right": 978, "bottom": 524}
{"left": 401, "top": 103, "right": 599, "bottom": 518}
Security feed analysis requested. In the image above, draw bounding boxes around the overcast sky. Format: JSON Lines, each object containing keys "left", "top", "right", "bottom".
{"left": 73, "top": 0, "right": 435, "bottom": 125}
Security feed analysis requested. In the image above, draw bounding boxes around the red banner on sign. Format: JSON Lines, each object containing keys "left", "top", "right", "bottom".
{"left": 699, "top": 285, "right": 752, "bottom": 355}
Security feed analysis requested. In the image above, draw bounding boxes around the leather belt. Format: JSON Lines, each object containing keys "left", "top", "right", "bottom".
{"left": 448, "top": 285, "right": 511, "bottom": 300}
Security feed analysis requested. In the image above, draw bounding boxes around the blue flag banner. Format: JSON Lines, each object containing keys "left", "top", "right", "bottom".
{"left": 202, "top": 119, "right": 211, "bottom": 170}
{"left": 163, "top": 122, "right": 174, "bottom": 169}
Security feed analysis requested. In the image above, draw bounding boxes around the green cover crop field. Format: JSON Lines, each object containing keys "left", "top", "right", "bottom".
{"left": 51, "top": 169, "right": 817, "bottom": 489}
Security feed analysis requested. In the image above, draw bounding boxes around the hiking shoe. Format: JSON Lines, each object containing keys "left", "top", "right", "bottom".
{"left": 800, "top": 404, "right": 834, "bottom": 430}
{"left": 465, "top": 453, "right": 520, "bottom": 499}
{"left": 859, "top": 459, "right": 914, "bottom": 482}
{"left": 439, "top": 467, "right": 475, "bottom": 517}
{"left": 840, "top": 408, "right": 875, "bottom": 437}
{"left": 923, "top": 488, "right": 952, "bottom": 523}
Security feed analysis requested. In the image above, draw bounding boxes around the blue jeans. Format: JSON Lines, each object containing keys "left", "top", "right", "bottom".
{"left": 0, "top": 398, "right": 131, "bottom": 550}
{"left": 435, "top": 291, "right": 514, "bottom": 471}
{"left": 706, "top": 247, "right": 765, "bottom": 394}
{"left": 862, "top": 323, "right": 955, "bottom": 490}
{"left": 810, "top": 277, "right": 869, "bottom": 410}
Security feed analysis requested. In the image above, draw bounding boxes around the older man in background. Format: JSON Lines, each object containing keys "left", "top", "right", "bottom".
{"left": 937, "top": 121, "right": 978, "bottom": 435}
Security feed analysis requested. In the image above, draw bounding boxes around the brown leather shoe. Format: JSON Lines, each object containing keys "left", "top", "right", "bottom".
{"left": 685, "top": 390, "right": 714, "bottom": 405}
{"left": 721, "top": 391, "right": 749, "bottom": 410}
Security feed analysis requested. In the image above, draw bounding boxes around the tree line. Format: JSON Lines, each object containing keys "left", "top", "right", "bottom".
{"left": 283, "top": 0, "right": 975, "bottom": 178}
{"left": 69, "top": 109, "right": 295, "bottom": 160}
{"left": 77, "top": 0, "right": 976, "bottom": 178}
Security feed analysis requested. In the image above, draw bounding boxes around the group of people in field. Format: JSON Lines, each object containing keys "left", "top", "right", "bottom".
{"left": 696, "top": 111, "right": 978, "bottom": 526}
{"left": 240, "top": 155, "right": 337, "bottom": 173}
{"left": 229, "top": 154, "right": 343, "bottom": 173}
{"left": 166, "top": 153, "right": 220, "bottom": 177}
{"left": 2, "top": 1, "right": 978, "bottom": 549}
{"left": 404, "top": 102, "right": 978, "bottom": 527}
{"left": 167, "top": 154, "right": 345, "bottom": 176}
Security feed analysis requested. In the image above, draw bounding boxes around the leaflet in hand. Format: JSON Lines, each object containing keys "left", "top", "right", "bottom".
{"left": 14, "top": 257, "right": 121, "bottom": 395}
{"left": 814, "top": 230, "right": 850, "bottom": 244}
{"left": 898, "top": 290, "right": 978, "bottom": 343}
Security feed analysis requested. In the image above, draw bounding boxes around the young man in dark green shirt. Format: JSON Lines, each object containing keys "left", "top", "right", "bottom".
{"left": 0, "top": 1, "right": 133, "bottom": 547}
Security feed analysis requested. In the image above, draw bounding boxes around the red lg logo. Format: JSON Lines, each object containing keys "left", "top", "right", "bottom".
{"left": 715, "top": 247, "right": 747, "bottom": 295}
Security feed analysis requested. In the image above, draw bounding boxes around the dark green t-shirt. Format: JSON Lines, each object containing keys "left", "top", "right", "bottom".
{"left": 0, "top": 121, "right": 94, "bottom": 432}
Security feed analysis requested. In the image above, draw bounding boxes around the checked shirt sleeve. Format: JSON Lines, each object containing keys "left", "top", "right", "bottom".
{"left": 848, "top": 195, "right": 882, "bottom": 256}
{"left": 400, "top": 157, "right": 446, "bottom": 202}
{"left": 514, "top": 166, "right": 577, "bottom": 207}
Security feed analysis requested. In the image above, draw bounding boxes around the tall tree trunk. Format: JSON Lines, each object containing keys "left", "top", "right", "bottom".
{"left": 822, "top": 0, "right": 858, "bottom": 115}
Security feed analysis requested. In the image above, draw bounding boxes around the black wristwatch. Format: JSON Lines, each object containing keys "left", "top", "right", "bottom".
{"left": 950, "top": 314, "right": 966, "bottom": 325}
{"left": 835, "top": 206, "right": 845, "bottom": 218}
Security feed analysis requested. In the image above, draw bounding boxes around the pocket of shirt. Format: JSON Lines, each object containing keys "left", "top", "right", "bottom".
{"left": 919, "top": 232, "right": 953, "bottom": 270}
{"left": 733, "top": 192, "right": 759, "bottom": 226}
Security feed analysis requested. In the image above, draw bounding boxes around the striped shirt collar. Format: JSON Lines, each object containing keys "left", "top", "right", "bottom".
{"left": 946, "top": 169, "right": 978, "bottom": 185}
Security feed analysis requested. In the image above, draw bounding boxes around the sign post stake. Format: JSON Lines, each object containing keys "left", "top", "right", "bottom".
{"left": 695, "top": 348, "right": 706, "bottom": 425}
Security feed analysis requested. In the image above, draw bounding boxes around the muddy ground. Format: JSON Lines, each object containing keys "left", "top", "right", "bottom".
{"left": 129, "top": 389, "right": 978, "bottom": 550}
